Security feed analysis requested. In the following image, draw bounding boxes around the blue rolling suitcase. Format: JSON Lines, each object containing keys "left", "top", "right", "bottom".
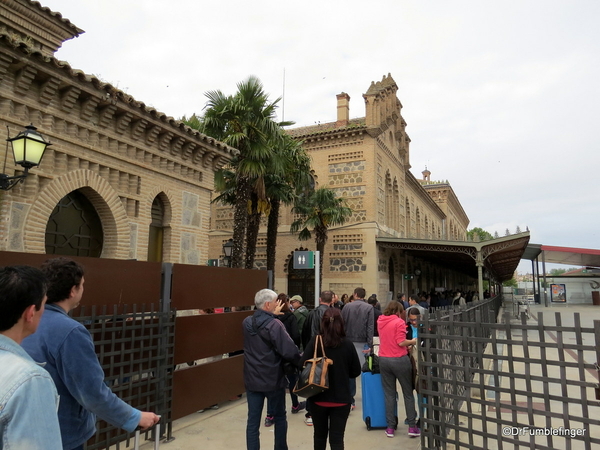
{"left": 361, "top": 372, "right": 397, "bottom": 430}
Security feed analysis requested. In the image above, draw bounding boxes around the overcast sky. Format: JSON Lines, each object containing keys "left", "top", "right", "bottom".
{"left": 44, "top": 0, "right": 600, "bottom": 273}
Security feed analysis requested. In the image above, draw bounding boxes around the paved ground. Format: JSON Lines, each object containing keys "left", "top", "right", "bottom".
{"left": 131, "top": 382, "right": 420, "bottom": 450}
{"left": 121, "top": 301, "right": 600, "bottom": 450}
{"left": 126, "top": 374, "right": 421, "bottom": 450}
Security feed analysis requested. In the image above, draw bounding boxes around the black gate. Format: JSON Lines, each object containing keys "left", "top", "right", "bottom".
{"left": 419, "top": 299, "right": 600, "bottom": 450}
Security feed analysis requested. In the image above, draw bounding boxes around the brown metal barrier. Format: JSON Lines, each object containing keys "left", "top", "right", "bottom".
{"left": 0, "top": 251, "right": 267, "bottom": 448}
{"left": 170, "top": 263, "right": 267, "bottom": 421}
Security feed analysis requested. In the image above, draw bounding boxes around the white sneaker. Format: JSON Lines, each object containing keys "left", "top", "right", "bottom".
{"left": 304, "top": 416, "right": 313, "bottom": 426}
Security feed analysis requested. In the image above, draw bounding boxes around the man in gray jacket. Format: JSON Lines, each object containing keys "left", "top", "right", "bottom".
{"left": 341, "top": 287, "right": 374, "bottom": 408}
{"left": 243, "top": 289, "right": 301, "bottom": 450}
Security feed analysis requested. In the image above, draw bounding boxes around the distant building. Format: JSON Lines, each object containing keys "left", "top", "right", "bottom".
{"left": 545, "top": 267, "right": 600, "bottom": 304}
{"left": 0, "top": 1, "right": 235, "bottom": 262}
{"left": 209, "top": 74, "right": 471, "bottom": 304}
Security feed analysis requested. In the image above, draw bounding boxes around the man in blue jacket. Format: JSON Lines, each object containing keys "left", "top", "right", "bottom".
{"left": 243, "top": 288, "right": 301, "bottom": 450}
{"left": 22, "top": 257, "right": 159, "bottom": 450}
{"left": 0, "top": 265, "right": 62, "bottom": 449}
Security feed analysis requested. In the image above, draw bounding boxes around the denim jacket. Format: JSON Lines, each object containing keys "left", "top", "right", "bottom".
{"left": 0, "top": 334, "right": 62, "bottom": 450}
{"left": 22, "top": 304, "right": 140, "bottom": 450}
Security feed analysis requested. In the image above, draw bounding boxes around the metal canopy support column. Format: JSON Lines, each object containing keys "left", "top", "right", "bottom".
{"left": 542, "top": 250, "right": 548, "bottom": 306}
{"left": 531, "top": 259, "right": 537, "bottom": 301}
{"left": 536, "top": 256, "right": 542, "bottom": 304}
{"left": 476, "top": 249, "right": 484, "bottom": 299}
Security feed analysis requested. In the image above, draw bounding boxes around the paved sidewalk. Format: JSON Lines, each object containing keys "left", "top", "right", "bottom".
{"left": 128, "top": 377, "right": 421, "bottom": 450}
{"left": 122, "top": 302, "right": 600, "bottom": 450}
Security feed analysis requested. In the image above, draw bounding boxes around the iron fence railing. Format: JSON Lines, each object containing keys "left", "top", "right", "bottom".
{"left": 72, "top": 304, "right": 175, "bottom": 449}
{"left": 420, "top": 298, "right": 600, "bottom": 450}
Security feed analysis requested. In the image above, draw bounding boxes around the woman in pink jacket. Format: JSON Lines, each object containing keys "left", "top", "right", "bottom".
{"left": 377, "top": 300, "right": 419, "bottom": 438}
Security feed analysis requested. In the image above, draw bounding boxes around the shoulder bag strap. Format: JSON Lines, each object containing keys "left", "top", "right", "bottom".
{"left": 314, "top": 335, "right": 327, "bottom": 359}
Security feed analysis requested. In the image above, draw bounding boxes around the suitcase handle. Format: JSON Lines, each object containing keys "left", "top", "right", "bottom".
{"left": 134, "top": 418, "right": 161, "bottom": 450}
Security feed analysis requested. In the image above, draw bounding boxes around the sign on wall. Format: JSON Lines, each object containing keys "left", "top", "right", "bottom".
{"left": 550, "top": 284, "right": 567, "bottom": 303}
{"left": 293, "top": 251, "right": 314, "bottom": 269}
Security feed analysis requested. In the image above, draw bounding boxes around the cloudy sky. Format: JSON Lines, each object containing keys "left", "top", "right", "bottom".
{"left": 44, "top": 0, "right": 600, "bottom": 272}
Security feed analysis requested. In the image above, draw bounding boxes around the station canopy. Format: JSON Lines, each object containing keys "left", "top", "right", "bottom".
{"left": 522, "top": 244, "right": 600, "bottom": 268}
{"left": 377, "top": 232, "right": 530, "bottom": 283}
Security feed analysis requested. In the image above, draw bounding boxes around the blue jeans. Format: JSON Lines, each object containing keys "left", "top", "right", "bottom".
{"left": 246, "top": 388, "right": 288, "bottom": 450}
{"left": 268, "top": 374, "right": 300, "bottom": 416}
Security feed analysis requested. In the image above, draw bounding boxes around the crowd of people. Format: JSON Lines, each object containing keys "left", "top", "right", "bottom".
{"left": 1, "top": 257, "right": 483, "bottom": 450}
{"left": 243, "top": 286, "right": 431, "bottom": 450}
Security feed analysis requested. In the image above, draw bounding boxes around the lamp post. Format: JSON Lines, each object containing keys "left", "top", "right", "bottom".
{"left": 222, "top": 238, "right": 234, "bottom": 268}
{"left": 1, "top": 124, "right": 51, "bottom": 191}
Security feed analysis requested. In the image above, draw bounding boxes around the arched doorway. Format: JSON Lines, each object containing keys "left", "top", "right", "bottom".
{"left": 45, "top": 190, "right": 104, "bottom": 257}
{"left": 287, "top": 257, "right": 315, "bottom": 309}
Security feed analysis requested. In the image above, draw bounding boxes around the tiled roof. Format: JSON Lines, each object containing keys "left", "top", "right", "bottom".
{"left": 287, "top": 117, "right": 366, "bottom": 138}
{"left": 0, "top": 31, "right": 237, "bottom": 156}
{"left": 29, "top": 1, "right": 84, "bottom": 35}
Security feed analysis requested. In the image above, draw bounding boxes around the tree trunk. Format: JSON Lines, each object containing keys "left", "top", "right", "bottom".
{"left": 245, "top": 193, "right": 261, "bottom": 269}
{"left": 266, "top": 198, "right": 280, "bottom": 274}
{"left": 316, "top": 227, "right": 327, "bottom": 292}
{"left": 231, "top": 177, "right": 251, "bottom": 268}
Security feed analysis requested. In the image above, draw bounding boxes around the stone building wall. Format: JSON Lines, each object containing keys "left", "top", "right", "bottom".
{"left": 0, "top": 2, "right": 235, "bottom": 263}
{"left": 209, "top": 74, "right": 471, "bottom": 298}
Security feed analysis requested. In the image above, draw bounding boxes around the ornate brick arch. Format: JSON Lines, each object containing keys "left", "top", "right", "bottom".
{"left": 24, "top": 169, "right": 129, "bottom": 259}
{"left": 144, "top": 186, "right": 175, "bottom": 226}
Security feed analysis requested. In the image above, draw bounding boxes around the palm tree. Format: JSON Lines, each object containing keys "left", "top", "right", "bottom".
{"left": 202, "top": 76, "right": 289, "bottom": 268}
{"left": 290, "top": 187, "right": 353, "bottom": 288}
{"left": 264, "top": 134, "right": 312, "bottom": 273}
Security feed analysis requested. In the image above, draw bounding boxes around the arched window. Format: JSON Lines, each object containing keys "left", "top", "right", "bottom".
{"left": 148, "top": 195, "right": 166, "bottom": 262}
{"left": 45, "top": 190, "right": 104, "bottom": 257}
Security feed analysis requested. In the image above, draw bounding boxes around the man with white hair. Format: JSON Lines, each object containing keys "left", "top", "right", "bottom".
{"left": 243, "top": 289, "right": 301, "bottom": 450}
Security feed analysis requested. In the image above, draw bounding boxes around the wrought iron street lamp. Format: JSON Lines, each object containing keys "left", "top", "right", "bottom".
{"left": 1, "top": 124, "right": 51, "bottom": 191}
{"left": 222, "top": 238, "right": 234, "bottom": 268}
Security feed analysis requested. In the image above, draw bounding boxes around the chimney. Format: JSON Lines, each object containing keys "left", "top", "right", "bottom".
{"left": 336, "top": 92, "right": 350, "bottom": 127}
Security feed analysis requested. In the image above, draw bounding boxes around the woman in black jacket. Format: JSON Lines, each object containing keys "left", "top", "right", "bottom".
{"left": 300, "top": 307, "right": 361, "bottom": 450}
{"left": 265, "top": 294, "right": 305, "bottom": 426}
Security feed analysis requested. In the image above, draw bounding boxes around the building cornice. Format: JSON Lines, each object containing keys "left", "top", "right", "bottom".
{"left": 0, "top": 36, "right": 237, "bottom": 185}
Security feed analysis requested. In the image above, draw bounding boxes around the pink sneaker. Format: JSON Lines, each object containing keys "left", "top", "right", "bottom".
{"left": 385, "top": 428, "right": 395, "bottom": 437}
{"left": 408, "top": 426, "right": 421, "bottom": 437}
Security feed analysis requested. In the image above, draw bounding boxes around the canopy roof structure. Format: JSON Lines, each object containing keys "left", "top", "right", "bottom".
{"left": 522, "top": 244, "right": 600, "bottom": 268}
{"left": 377, "top": 232, "right": 530, "bottom": 283}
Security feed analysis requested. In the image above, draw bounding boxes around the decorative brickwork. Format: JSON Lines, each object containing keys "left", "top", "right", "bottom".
{"left": 329, "top": 256, "right": 366, "bottom": 273}
{"left": 22, "top": 169, "right": 129, "bottom": 258}
{"left": 328, "top": 151, "right": 364, "bottom": 162}
{"left": 181, "top": 191, "right": 202, "bottom": 228}
{"left": 129, "top": 223, "right": 138, "bottom": 260}
{"left": 329, "top": 283, "right": 358, "bottom": 295}
{"left": 334, "top": 185, "right": 366, "bottom": 197}
{"left": 8, "top": 202, "right": 29, "bottom": 251}
{"left": 180, "top": 232, "right": 200, "bottom": 265}
{"left": 0, "top": 10, "right": 234, "bottom": 264}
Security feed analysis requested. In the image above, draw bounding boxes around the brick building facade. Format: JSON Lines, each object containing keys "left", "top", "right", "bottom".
{"left": 0, "top": 1, "right": 235, "bottom": 263}
{"left": 210, "top": 74, "right": 471, "bottom": 304}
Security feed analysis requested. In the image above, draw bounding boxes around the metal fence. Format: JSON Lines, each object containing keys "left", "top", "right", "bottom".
{"left": 73, "top": 304, "right": 176, "bottom": 450}
{"left": 0, "top": 251, "right": 266, "bottom": 449}
{"left": 420, "top": 298, "right": 600, "bottom": 450}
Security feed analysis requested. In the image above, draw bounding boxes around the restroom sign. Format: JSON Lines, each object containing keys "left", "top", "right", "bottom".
{"left": 293, "top": 251, "right": 314, "bottom": 269}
